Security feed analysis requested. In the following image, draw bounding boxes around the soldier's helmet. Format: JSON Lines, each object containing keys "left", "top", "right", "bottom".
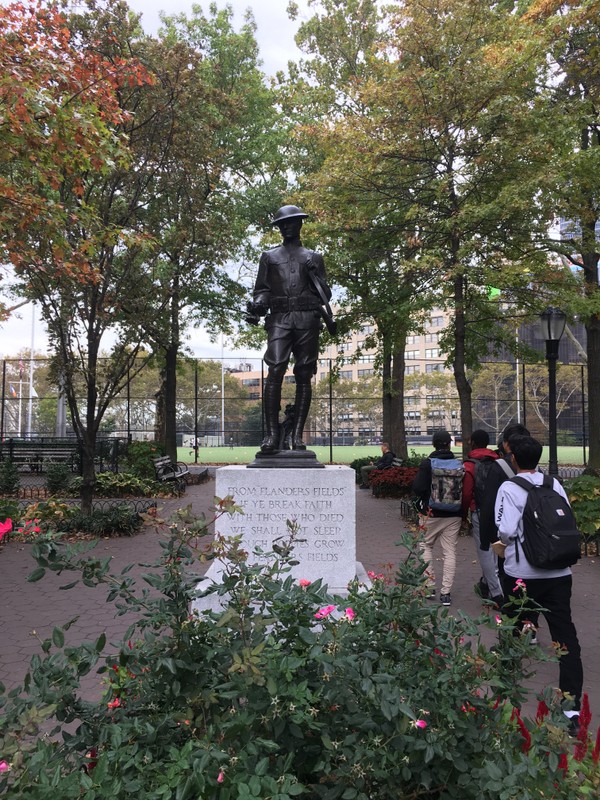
{"left": 270, "top": 205, "right": 308, "bottom": 226}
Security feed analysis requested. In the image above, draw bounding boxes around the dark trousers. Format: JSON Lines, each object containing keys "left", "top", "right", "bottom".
{"left": 504, "top": 574, "right": 583, "bottom": 709}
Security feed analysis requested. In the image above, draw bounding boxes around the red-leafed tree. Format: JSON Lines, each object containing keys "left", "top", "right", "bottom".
{"left": 0, "top": 0, "right": 151, "bottom": 284}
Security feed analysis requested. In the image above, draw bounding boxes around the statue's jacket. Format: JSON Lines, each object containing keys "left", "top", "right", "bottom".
{"left": 253, "top": 241, "right": 331, "bottom": 331}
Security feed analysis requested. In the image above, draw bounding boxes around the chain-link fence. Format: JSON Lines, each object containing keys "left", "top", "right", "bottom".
{"left": 0, "top": 356, "right": 590, "bottom": 464}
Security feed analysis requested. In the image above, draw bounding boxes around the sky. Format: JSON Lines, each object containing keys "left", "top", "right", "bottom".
{"left": 0, "top": 0, "right": 310, "bottom": 363}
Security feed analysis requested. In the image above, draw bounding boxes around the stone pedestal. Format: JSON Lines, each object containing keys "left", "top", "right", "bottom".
{"left": 193, "top": 465, "right": 365, "bottom": 612}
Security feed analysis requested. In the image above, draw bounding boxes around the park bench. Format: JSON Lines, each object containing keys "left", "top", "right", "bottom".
{"left": 0, "top": 437, "right": 80, "bottom": 473}
{"left": 152, "top": 456, "right": 190, "bottom": 494}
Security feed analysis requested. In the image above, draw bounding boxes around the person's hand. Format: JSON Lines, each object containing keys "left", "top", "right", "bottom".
{"left": 491, "top": 540, "right": 506, "bottom": 558}
{"left": 306, "top": 257, "right": 317, "bottom": 273}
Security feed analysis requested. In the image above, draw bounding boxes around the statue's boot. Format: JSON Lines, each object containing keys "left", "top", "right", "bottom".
{"left": 291, "top": 383, "right": 312, "bottom": 450}
{"left": 260, "top": 382, "right": 281, "bottom": 452}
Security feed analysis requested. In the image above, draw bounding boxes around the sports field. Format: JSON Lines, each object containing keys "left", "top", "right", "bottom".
{"left": 177, "top": 444, "right": 588, "bottom": 467}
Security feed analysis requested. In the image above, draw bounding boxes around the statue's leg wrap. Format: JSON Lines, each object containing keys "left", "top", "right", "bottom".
{"left": 292, "top": 383, "right": 312, "bottom": 451}
{"left": 260, "top": 381, "right": 282, "bottom": 452}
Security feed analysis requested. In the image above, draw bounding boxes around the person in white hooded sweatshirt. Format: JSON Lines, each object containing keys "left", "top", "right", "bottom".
{"left": 494, "top": 434, "right": 583, "bottom": 736}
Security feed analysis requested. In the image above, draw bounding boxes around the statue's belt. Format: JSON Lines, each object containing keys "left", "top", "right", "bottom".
{"left": 269, "top": 296, "right": 322, "bottom": 312}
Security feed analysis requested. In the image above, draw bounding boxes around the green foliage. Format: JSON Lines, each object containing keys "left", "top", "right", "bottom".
{"left": 65, "top": 505, "right": 143, "bottom": 537}
{"left": 122, "top": 440, "right": 163, "bottom": 480}
{"left": 564, "top": 475, "right": 600, "bottom": 537}
{"left": 370, "top": 466, "right": 419, "bottom": 498}
{"left": 0, "top": 459, "right": 19, "bottom": 495}
{"left": 21, "top": 500, "right": 77, "bottom": 534}
{"left": 349, "top": 456, "right": 374, "bottom": 482}
{"left": 44, "top": 463, "right": 73, "bottom": 495}
{"left": 0, "top": 498, "right": 20, "bottom": 521}
{"left": 1, "top": 503, "right": 595, "bottom": 798}
{"left": 69, "top": 471, "right": 165, "bottom": 498}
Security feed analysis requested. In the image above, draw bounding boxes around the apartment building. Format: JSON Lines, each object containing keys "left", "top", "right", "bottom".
{"left": 230, "top": 310, "right": 458, "bottom": 443}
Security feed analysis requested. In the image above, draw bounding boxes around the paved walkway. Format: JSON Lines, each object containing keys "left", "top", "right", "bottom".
{"left": 1, "top": 476, "right": 598, "bottom": 722}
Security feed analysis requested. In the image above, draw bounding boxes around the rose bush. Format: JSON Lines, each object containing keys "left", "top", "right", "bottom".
{"left": 0, "top": 502, "right": 598, "bottom": 798}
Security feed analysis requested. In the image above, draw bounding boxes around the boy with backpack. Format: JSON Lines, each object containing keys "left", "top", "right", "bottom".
{"left": 463, "top": 430, "right": 504, "bottom": 607}
{"left": 412, "top": 429, "right": 467, "bottom": 606}
{"left": 494, "top": 434, "right": 583, "bottom": 733}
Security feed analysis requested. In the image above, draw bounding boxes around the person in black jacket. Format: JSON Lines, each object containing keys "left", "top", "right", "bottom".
{"left": 412, "top": 430, "right": 467, "bottom": 606}
{"left": 360, "top": 443, "right": 396, "bottom": 488}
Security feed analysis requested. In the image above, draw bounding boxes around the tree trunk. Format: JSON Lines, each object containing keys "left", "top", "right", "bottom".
{"left": 581, "top": 125, "right": 600, "bottom": 470}
{"left": 381, "top": 333, "right": 393, "bottom": 443}
{"left": 390, "top": 339, "right": 408, "bottom": 459}
{"left": 453, "top": 273, "right": 473, "bottom": 457}
{"left": 163, "top": 342, "right": 178, "bottom": 461}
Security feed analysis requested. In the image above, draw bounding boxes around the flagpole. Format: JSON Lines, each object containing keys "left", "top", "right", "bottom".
{"left": 27, "top": 304, "right": 35, "bottom": 437}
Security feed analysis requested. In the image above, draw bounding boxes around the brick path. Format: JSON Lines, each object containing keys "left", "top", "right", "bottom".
{"left": 1, "top": 475, "right": 598, "bottom": 722}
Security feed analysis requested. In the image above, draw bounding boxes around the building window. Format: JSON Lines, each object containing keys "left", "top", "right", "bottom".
{"left": 361, "top": 324, "right": 375, "bottom": 334}
{"left": 357, "top": 354, "right": 374, "bottom": 363}
{"left": 241, "top": 378, "right": 260, "bottom": 387}
{"left": 425, "top": 363, "right": 443, "bottom": 373}
{"left": 405, "top": 350, "right": 419, "bottom": 360}
{"left": 405, "top": 365, "right": 421, "bottom": 375}
{"left": 429, "top": 316, "right": 444, "bottom": 327}
{"left": 340, "top": 370, "right": 353, "bottom": 380}
{"left": 283, "top": 375, "right": 296, "bottom": 383}
{"left": 357, "top": 368, "right": 374, "bottom": 377}
{"left": 425, "top": 348, "right": 440, "bottom": 359}
{"left": 406, "top": 335, "right": 420, "bottom": 344}
{"left": 424, "top": 333, "right": 438, "bottom": 343}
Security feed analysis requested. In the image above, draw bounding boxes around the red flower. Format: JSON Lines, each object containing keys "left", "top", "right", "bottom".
{"left": 535, "top": 700, "right": 549, "bottom": 724}
{"left": 592, "top": 726, "right": 600, "bottom": 765}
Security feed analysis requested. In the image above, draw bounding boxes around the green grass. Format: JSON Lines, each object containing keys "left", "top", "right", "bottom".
{"left": 178, "top": 444, "right": 588, "bottom": 466}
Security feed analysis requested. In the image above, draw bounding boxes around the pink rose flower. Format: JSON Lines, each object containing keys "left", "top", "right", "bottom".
{"left": 314, "top": 604, "right": 336, "bottom": 619}
{"left": 0, "top": 761, "right": 10, "bottom": 773}
{"left": 513, "top": 579, "right": 526, "bottom": 592}
{"left": 299, "top": 578, "right": 311, "bottom": 588}
{"left": 344, "top": 607, "right": 356, "bottom": 622}
{"left": 413, "top": 719, "right": 428, "bottom": 729}
{"left": 217, "top": 770, "right": 224, "bottom": 783}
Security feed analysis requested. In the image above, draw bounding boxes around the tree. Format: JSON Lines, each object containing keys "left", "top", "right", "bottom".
{"left": 534, "top": 0, "right": 600, "bottom": 468}
{"left": 0, "top": 0, "right": 146, "bottom": 290}
{"left": 140, "top": 4, "right": 282, "bottom": 458}
{"left": 287, "top": 0, "right": 570, "bottom": 456}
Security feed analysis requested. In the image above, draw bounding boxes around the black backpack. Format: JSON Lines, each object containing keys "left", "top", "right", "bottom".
{"left": 465, "top": 456, "right": 498, "bottom": 509}
{"left": 511, "top": 475, "right": 581, "bottom": 570}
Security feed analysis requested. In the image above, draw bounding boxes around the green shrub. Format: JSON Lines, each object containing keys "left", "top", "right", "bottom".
{"left": 69, "top": 471, "right": 163, "bottom": 498}
{"left": 349, "top": 456, "right": 374, "bottom": 482}
{"left": 66, "top": 504, "right": 143, "bottom": 536}
{"left": 122, "top": 440, "right": 163, "bottom": 479}
{"left": 0, "top": 458, "right": 19, "bottom": 495}
{"left": 1, "top": 506, "right": 597, "bottom": 799}
{"left": 564, "top": 474, "right": 600, "bottom": 536}
{"left": 44, "top": 463, "right": 72, "bottom": 495}
{"left": 21, "top": 500, "right": 77, "bottom": 533}
{"left": 0, "top": 498, "right": 20, "bottom": 521}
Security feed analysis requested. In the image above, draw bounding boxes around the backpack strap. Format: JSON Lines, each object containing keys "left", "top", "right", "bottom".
{"left": 497, "top": 458, "right": 515, "bottom": 479}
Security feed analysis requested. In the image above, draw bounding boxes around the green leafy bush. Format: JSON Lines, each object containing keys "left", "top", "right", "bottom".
{"left": 0, "top": 459, "right": 19, "bottom": 495}
{"left": 564, "top": 474, "right": 600, "bottom": 536}
{"left": 65, "top": 504, "right": 143, "bottom": 536}
{"left": 349, "top": 456, "right": 374, "bottom": 482}
{"left": 1, "top": 505, "right": 597, "bottom": 799}
{"left": 44, "top": 463, "right": 73, "bottom": 495}
{"left": 0, "top": 498, "right": 20, "bottom": 522}
{"left": 69, "top": 471, "right": 164, "bottom": 498}
{"left": 122, "top": 440, "right": 163, "bottom": 480}
{"left": 370, "top": 466, "right": 419, "bottom": 497}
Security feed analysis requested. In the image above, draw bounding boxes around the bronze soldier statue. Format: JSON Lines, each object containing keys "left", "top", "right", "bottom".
{"left": 246, "top": 205, "right": 333, "bottom": 452}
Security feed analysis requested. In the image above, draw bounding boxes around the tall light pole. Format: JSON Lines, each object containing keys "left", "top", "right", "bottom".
{"left": 540, "top": 307, "right": 567, "bottom": 477}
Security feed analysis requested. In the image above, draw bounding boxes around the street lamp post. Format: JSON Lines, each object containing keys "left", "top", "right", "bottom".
{"left": 540, "top": 307, "right": 567, "bottom": 477}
